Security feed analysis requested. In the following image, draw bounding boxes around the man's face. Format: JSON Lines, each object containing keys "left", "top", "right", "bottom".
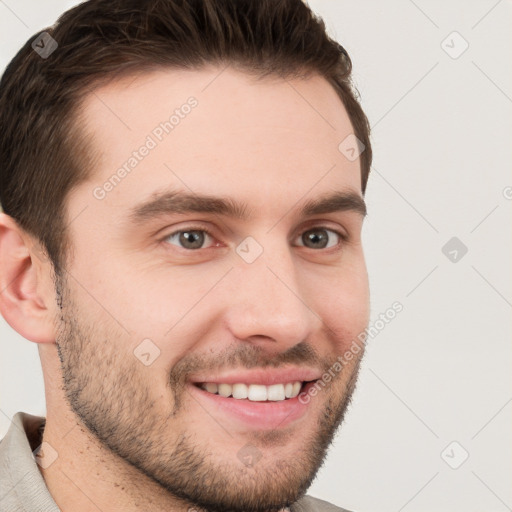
{"left": 54, "top": 67, "right": 369, "bottom": 512}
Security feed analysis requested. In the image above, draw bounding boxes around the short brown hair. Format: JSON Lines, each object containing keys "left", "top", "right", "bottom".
{"left": 0, "top": 0, "right": 372, "bottom": 276}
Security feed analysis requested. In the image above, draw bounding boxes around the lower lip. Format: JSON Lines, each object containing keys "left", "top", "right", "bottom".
{"left": 188, "top": 382, "right": 316, "bottom": 430}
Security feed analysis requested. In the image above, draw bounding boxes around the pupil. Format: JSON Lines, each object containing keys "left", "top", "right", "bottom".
{"left": 303, "top": 229, "right": 328, "bottom": 249}
{"left": 180, "top": 231, "right": 204, "bottom": 249}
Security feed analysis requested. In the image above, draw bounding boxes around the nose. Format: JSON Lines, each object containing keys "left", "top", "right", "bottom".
{"left": 222, "top": 245, "right": 321, "bottom": 351}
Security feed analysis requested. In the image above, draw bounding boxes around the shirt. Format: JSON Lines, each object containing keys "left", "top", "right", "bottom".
{"left": 0, "top": 412, "right": 352, "bottom": 512}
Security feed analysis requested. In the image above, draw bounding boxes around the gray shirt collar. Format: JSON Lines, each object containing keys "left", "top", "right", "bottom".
{"left": 0, "top": 411, "right": 60, "bottom": 511}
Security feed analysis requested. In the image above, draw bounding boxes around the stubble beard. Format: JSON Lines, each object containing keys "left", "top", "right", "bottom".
{"left": 53, "top": 274, "right": 364, "bottom": 512}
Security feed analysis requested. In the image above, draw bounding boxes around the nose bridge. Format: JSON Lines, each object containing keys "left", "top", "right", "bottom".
{"left": 224, "top": 242, "right": 319, "bottom": 346}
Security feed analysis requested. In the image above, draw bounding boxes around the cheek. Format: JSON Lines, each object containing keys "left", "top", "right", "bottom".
{"left": 76, "top": 257, "right": 212, "bottom": 335}
{"left": 109, "top": 264, "right": 228, "bottom": 364}
{"left": 308, "top": 264, "right": 370, "bottom": 348}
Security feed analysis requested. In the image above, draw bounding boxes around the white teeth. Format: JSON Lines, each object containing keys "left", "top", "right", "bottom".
{"left": 267, "top": 384, "right": 285, "bottom": 401}
{"left": 200, "top": 381, "right": 303, "bottom": 401}
{"left": 204, "top": 382, "right": 218, "bottom": 394}
{"left": 232, "top": 383, "right": 248, "bottom": 399}
{"left": 248, "top": 384, "right": 267, "bottom": 401}
{"left": 218, "top": 383, "right": 232, "bottom": 397}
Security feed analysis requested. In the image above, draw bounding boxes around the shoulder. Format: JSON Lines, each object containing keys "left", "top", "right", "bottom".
{"left": 292, "top": 494, "right": 355, "bottom": 512}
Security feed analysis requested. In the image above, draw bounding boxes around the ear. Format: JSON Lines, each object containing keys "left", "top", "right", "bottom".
{"left": 0, "top": 212, "right": 57, "bottom": 344}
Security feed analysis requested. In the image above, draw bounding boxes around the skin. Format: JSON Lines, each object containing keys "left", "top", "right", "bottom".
{"left": 0, "top": 66, "right": 369, "bottom": 512}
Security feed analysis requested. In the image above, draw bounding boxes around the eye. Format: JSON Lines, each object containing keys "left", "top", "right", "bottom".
{"left": 295, "top": 227, "right": 343, "bottom": 250}
{"left": 164, "top": 229, "right": 216, "bottom": 250}
{"left": 162, "top": 226, "right": 344, "bottom": 252}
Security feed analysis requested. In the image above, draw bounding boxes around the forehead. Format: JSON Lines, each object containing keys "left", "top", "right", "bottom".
{"left": 73, "top": 66, "right": 362, "bottom": 221}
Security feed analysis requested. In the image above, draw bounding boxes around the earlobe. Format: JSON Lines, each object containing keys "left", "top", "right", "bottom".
{"left": 0, "top": 212, "right": 57, "bottom": 344}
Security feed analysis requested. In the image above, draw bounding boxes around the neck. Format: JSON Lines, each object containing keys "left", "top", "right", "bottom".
{"left": 39, "top": 409, "right": 195, "bottom": 512}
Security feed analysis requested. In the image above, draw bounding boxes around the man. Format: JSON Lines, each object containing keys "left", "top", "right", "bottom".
{"left": 0, "top": 0, "right": 372, "bottom": 511}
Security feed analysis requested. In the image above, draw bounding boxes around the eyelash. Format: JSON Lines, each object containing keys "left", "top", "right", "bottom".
{"left": 161, "top": 224, "right": 347, "bottom": 251}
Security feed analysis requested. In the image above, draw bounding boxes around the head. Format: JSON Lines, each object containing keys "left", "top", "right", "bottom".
{"left": 0, "top": 1, "right": 372, "bottom": 511}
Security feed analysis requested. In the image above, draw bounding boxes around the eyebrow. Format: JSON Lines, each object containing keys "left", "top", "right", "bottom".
{"left": 127, "top": 189, "right": 366, "bottom": 225}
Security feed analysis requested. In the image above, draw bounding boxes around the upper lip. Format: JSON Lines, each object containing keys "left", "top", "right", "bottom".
{"left": 189, "top": 366, "right": 322, "bottom": 386}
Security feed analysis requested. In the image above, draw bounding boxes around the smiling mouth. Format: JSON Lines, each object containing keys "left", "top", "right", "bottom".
{"left": 194, "top": 381, "right": 315, "bottom": 402}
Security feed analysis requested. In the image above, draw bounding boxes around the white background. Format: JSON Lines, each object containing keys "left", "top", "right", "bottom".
{"left": 0, "top": 1, "right": 511, "bottom": 511}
